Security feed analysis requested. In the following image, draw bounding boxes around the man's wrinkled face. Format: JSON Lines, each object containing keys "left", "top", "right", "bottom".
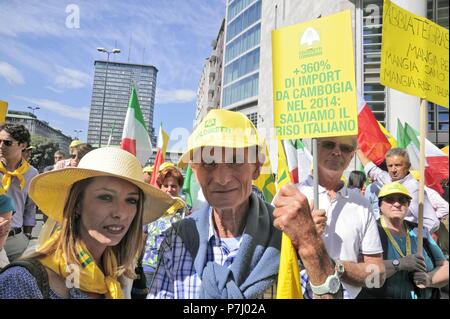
{"left": 191, "top": 147, "right": 260, "bottom": 211}
{"left": 386, "top": 155, "right": 410, "bottom": 181}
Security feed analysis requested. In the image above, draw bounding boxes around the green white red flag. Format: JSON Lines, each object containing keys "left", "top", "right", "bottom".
{"left": 121, "top": 86, "right": 153, "bottom": 165}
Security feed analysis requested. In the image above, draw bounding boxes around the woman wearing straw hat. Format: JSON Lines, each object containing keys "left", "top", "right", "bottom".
{"left": 358, "top": 182, "right": 449, "bottom": 299}
{"left": 0, "top": 147, "right": 175, "bottom": 299}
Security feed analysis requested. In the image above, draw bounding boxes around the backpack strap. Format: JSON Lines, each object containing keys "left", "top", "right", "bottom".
{"left": 0, "top": 259, "right": 50, "bottom": 299}
{"left": 173, "top": 218, "right": 200, "bottom": 259}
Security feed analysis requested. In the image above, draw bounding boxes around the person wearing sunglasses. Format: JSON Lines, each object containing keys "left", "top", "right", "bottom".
{"left": 357, "top": 148, "right": 440, "bottom": 233}
{"left": 0, "top": 124, "right": 39, "bottom": 262}
{"left": 358, "top": 182, "right": 449, "bottom": 299}
{"left": 296, "top": 136, "right": 385, "bottom": 299}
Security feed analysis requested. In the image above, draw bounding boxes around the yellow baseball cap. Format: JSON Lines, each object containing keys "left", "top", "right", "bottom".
{"left": 178, "top": 109, "right": 263, "bottom": 168}
{"left": 378, "top": 182, "right": 412, "bottom": 200}
{"left": 70, "top": 140, "right": 82, "bottom": 148}
{"left": 142, "top": 165, "right": 154, "bottom": 173}
{"left": 159, "top": 162, "right": 175, "bottom": 172}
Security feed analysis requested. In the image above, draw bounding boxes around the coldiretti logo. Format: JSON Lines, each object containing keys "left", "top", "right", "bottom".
{"left": 204, "top": 118, "right": 216, "bottom": 128}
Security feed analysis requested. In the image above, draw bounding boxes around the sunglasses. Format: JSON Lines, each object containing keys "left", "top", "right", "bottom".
{"left": 382, "top": 195, "right": 410, "bottom": 205}
{"left": 319, "top": 140, "right": 355, "bottom": 153}
{"left": 0, "top": 139, "right": 16, "bottom": 147}
{"left": 70, "top": 154, "right": 78, "bottom": 159}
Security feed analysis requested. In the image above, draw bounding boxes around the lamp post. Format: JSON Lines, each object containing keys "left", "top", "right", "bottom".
{"left": 27, "top": 106, "right": 40, "bottom": 116}
{"left": 74, "top": 129, "right": 82, "bottom": 139}
{"left": 97, "top": 47, "right": 121, "bottom": 147}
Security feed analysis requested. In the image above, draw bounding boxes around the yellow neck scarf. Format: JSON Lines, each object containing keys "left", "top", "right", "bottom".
{"left": 164, "top": 197, "right": 187, "bottom": 217}
{"left": 38, "top": 231, "right": 124, "bottom": 299}
{"left": 0, "top": 160, "right": 30, "bottom": 192}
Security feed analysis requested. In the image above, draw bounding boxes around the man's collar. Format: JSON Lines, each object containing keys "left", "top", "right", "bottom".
{"left": 397, "top": 173, "right": 413, "bottom": 184}
{"left": 306, "top": 175, "right": 349, "bottom": 198}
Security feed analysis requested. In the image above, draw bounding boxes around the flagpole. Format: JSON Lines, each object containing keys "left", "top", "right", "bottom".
{"left": 417, "top": 99, "right": 427, "bottom": 256}
{"left": 107, "top": 119, "right": 116, "bottom": 146}
{"left": 312, "top": 138, "right": 319, "bottom": 209}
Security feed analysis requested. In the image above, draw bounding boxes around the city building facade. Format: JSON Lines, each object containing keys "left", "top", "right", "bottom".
{"left": 87, "top": 61, "right": 157, "bottom": 147}
{"left": 195, "top": 19, "right": 226, "bottom": 127}
{"left": 221, "top": 0, "right": 262, "bottom": 127}
{"left": 5, "top": 110, "right": 72, "bottom": 152}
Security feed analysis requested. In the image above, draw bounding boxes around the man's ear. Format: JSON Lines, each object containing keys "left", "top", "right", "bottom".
{"left": 252, "top": 152, "right": 265, "bottom": 180}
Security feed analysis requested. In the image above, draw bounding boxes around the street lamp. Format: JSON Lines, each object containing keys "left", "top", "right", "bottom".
{"left": 97, "top": 47, "right": 121, "bottom": 147}
{"left": 27, "top": 106, "right": 40, "bottom": 115}
{"left": 74, "top": 129, "right": 82, "bottom": 139}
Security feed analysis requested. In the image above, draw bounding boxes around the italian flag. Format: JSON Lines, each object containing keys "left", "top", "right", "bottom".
{"left": 149, "top": 124, "right": 169, "bottom": 186}
{"left": 397, "top": 120, "right": 448, "bottom": 194}
{"left": 121, "top": 87, "right": 152, "bottom": 165}
{"left": 282, "top": 139, "right": 312, "bottom": 184}
{"left": 357, "top": 95, "right": 392, "bottom": 165}
{"left": 181, "top": 165, "right": 206, "bottom": 212}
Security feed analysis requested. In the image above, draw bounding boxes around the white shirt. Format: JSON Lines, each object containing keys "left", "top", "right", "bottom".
{"left": 425, "top": 186, "right": 449, "bottom": 219}
{"left": 297, "top": 176, "right": 383, "bottom": 299}
{"left": 364, "top": 162, "right": 440, "bottom": 232}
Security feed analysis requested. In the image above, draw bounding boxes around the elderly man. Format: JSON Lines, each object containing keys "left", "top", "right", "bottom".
{"left": 148, "top": 109, "right": 336, "bottom": 299}
{"left": 357, "top": 148, "right": 440, "bottom": 233}
{"left": 295, "top": 137, "right": 385, "bottom": 299}
{"left": 0, "top": 124, "right": 39, "bottom": 261}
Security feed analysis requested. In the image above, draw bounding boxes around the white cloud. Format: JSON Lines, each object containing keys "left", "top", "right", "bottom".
{"left": 156, "top": 89, "right": 197, "bottom": 104}
{"left": 45, "top": 86, "right": 64, "bottom": 93}
{"left": 14, "top": 96, "right": 89, "bottom": 121}
{"left": 0, "top": 61, "right": 25, "bottom": 84}
{"left": 53, "top": 66, "right": 90, "bottom": 89}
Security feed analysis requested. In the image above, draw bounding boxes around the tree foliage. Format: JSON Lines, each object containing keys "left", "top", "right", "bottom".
{"left": 29, "top": 135, "right": 60, "bottom": 172}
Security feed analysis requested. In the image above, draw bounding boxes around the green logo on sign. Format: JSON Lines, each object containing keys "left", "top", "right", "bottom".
{"left": 204, "top": 119, "right": 216, "bottom": 128}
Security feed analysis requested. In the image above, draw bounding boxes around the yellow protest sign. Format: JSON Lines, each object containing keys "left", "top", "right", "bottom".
{"left": 380, "top": 0, "right": 449, "bottom": 108}
{"left": 0, "top": 100, "right": 8, "bottom": 124}
{"left": 272, "top": 10, "right": 358, "bottom": 140}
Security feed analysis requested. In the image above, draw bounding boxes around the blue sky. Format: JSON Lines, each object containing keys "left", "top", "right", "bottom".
{"left": 0, "top": 0, "right": 225, "bottom": 151}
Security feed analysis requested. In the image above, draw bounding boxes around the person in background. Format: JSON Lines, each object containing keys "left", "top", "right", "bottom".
{"left": 347, "top": 170, "right": 367, "bottom": 195}
{"left": 22, "top": 146, "right": 34, "bottom": 162}
{"left": 358, "top": 182, "right": 449, "bottom": 299}
{"left": 0, "top": 124, "right": 39, "bottom": 262}
{"left": 53, "top": 143, "right": 94, "bottom": 170}
{"left": 0, "top": 147, "right": 175, "bottom": 299}
{"left": 142, "top": 166, "right": 187, "bottom": 288}
{"left": 43, "top": 150, "right": 66, "bottom": 173}
{"left": 365, "top": 176, "right": 382, "bottom": 220}
{"left": 357, "top": 148, "right": 440, "bottom": 233}
{"left": 297, "top": 137, "right": 385, "bottom": 299}
{"left": 142, "top": 165, "right": 153, "bottom": 184}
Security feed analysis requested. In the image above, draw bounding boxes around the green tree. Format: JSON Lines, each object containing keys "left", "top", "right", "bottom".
{"left": 29, "top": 135, "right": 60, "bottom": 172}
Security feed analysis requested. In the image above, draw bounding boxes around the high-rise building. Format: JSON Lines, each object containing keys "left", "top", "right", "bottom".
{"left": 221, "top": 0, "right": 262, "bottom": 127}
{"left": 195, "top": 19, "right": 225, "bottom": 126}
{"left": 87, "top": 61, "right": 157, "bottom": 147}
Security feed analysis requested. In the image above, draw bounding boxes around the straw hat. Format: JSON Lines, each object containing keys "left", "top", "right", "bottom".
{"left": 178, "top": 109, "right": 263, "bottom": 168}
{"left": 29, "top": 147, "right": 176, "bottom": 224}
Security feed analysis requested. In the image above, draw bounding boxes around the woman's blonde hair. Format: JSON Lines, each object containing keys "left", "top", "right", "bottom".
{"left": 27, "top": 177, "right": 144, "bottom": 278}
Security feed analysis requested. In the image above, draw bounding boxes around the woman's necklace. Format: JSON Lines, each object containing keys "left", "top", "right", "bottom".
{"left": 380, "top": 216, "right": 411, "bottom": 257}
